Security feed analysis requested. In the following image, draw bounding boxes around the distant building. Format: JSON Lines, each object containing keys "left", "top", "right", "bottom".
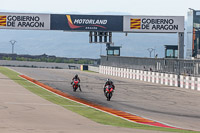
{"left": 106, "top": 43, "right": 121, "bottom": 56}
{"left": 164, "top": 45, "right": 178, "bottom": 58}
{"left": 186, "top": 9, "right": 200, "bottom": 58}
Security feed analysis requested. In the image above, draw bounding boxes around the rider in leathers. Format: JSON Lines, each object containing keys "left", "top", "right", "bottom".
{"left": 104, "top": 79, "right": 115, "bottom": 93}
{"left": 71, "top": 74, "right": 82, "bottom": 91}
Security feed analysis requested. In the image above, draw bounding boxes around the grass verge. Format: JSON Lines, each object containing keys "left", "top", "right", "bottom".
{"left": 0, "top": 67, "right": 198, "bottom": 133}
{"left": 82, "top": 70, "right": 98, "bottom": 73}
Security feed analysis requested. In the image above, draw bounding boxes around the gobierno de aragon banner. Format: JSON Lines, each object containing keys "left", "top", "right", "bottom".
{"left": 50, "top": 14, "right": 123, "bottom": 32}
{"left": 124, "top": 16, "right": 184, "bottom": 33}
{"left": 0, "top": 13, "right": 50, "bottom": 30}
{"left": 0, "top": 12, "right": 184, "bottom": 33}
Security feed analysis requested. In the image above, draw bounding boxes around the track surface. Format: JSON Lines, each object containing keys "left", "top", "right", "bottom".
{"left": 11, "top": 67, "right": 200, "bottom": 131}
{"left": 1, "top": 72, "right": 155, "bottom": 133}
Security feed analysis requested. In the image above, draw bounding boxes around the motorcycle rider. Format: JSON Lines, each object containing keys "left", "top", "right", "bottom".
{"left": 104, "top": 78, "right": 115, "bottom": 93}
{"left": 71, "top": 74, "right": 82, "bottom": 91}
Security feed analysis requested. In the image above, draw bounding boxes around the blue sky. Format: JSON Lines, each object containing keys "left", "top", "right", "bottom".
{"left": 0, "top": 0, "right": 199, "bottom": 58}
{"left": 1, "top": 0, "right": 200, "bottom": 17}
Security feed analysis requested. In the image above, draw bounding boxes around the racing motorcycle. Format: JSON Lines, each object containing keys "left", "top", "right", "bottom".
{"left": 72, "top": 79, "right": 80, "bottom": 92}
{"left": 104, "top": 85, "right": 114, "bottom": 101}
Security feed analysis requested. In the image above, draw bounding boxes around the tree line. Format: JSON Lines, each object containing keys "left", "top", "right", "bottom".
{"left": 1, "top": 55, "right": 98, "bottom": 65}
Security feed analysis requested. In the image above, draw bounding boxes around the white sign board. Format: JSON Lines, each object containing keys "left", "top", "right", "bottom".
{"left": 0, "top": 13, "right": 50, "bottom": 30}
{"left": 124, "top": 16, "right": 184, "bottom": 33}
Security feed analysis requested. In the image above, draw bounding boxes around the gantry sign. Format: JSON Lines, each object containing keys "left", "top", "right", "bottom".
{"left": 124, "top": 16, "right": 184, "bottom": 33}
{"left": 0, "top": 13, "right": 50, "bottom": 30}
{"left": 0, "top": 12, "right": 184, "bottom": 58}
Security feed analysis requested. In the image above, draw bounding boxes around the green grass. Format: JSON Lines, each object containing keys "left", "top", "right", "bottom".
{"left": 82, "top": 70, "right": 98, "bottom": 73}
{"left": 0, "top": 66, "right": 199, "bottom": 133}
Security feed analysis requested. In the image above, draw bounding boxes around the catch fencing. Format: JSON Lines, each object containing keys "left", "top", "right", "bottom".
{"left": 101, "top": 56, "right": 200, "bottom": 76}
{"left": 99, "top": 65, "right": 200, "bottom": 91}
{"left": 0, "top": 60, "right": 81, "bottom": 69}
{"left": 100, "top": 56, "right": 200, "bottom": 91}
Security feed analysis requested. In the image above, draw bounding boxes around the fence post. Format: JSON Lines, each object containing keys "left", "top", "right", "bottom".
{"left": 177, "top": 60, "right": 181, "bottom": 87}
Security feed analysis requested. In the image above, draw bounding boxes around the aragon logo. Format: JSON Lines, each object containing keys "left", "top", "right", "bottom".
{"left": 0, "top": 16, "right": 6, "bottom": 26}
{"left": 66, "top": 15, "right": 83, "bottom": 29}
{"left": 130, "top": 19, "right": 141, "bottom": 29}
{"left": 66, "top": 15, "right": 106, "bottom": 29}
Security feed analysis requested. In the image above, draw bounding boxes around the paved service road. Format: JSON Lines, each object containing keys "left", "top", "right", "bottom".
{"left": 11, "top": 67, "right": 200, "bottom": 131}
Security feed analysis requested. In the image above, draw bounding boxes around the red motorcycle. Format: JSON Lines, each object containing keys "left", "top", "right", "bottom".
{"left": 105, "top": 85, "right": 114, "bottom": 101}
{"left": 72, "top": 79, "right": 80, "bottom": 92}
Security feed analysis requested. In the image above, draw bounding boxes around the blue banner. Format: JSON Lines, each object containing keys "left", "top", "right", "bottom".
{"left": 51, "top": 14, "right": 123, "bottom": 32}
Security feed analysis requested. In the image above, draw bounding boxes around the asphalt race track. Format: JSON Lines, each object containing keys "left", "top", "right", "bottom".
{"left": 11, "top": 67, "right": 200, "bottom": 131}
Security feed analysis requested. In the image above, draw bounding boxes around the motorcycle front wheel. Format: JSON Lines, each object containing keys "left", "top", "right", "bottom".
{"left": 73, "top": 85, "right": 77, "bottom": 92}
{"left": 106, "top": 93, "right": 112, "bottom": 101}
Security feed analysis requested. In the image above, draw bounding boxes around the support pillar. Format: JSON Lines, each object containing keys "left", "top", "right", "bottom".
{"left": 178, "top": 32, "right": 184, "bottom": 59}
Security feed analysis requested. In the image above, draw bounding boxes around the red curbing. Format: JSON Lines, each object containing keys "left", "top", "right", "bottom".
{"left": 20, "top": 75, "right": 180, "bottom": 129}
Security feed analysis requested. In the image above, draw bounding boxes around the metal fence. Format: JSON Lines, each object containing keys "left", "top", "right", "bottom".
{"left": 0, "top": 60, "right": 81, "bottom": 69}
{"left": 101, "top": 56, "right": 200, "bottom": 76}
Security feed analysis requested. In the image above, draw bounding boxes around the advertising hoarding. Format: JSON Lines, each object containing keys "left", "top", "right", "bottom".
{"left": 51, "top": 14, "right": 123, "bottom": 32}
{"left": 0, "top": 13, "right": 50, "bottom": 30}
{"left": 0, "top": 12, "right": 185, "bottom": 33}
{"left": 124, "top": 16, "right": 184, "bottom": 33}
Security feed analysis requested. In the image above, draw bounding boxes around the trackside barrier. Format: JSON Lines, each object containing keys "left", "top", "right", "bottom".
{"left": 179, "top": 75, "right": 200, "bottom": 91}
{"left": 0, "top": 60, "right": 81, "bottom": 69}
{"left": 88, "top": 65, "right": 99, "bottom": 73}
{"left": 99, "top": 65, "right": 200, "bottom": 91}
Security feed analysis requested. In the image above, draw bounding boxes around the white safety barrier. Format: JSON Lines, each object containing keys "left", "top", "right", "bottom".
{"left": 179, "top": 75, "right": 200, "bottom": 91}
{"left": 88, "top": 66, "right": 99, "bottom": 73}
{"left": 99, "top": 65, "right": 199, "bottom": 91}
